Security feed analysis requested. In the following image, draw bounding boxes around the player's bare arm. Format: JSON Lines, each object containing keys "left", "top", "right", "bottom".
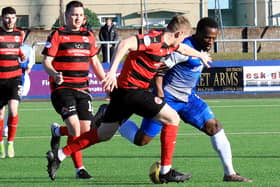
{"left": 102, "top": 35, "right": 138, "bottom": 91}
{"left": 90, "top": 55, "right": 106, "bottom": 81}
{"left": 177, "top": 43, "right": 212, "bottom": 68}
{"left": 154, "top": 75, "right": 164, "bottom": 98}
{"left": 90, "top": 55, "right": 109, "bottom": 92}
{"left": 42, "top": 55, "right": 63, "bottom": 85}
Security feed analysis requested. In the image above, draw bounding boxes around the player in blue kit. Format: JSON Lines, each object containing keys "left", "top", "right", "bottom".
{"left": 118, "top": 17, "right": 253, "bottom": 182}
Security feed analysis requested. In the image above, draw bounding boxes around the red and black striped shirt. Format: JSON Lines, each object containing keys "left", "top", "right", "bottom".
{"left": 0, "top": 28, "right": 24, "bottom": 80}
{"left": 42, "top": 26, "right": 99, "bottom": 92}
{"left": 118, "top": 30, "right": 178, "bottom": 89}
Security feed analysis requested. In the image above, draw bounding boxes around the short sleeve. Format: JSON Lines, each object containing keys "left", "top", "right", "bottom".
{"left": 41, "top": 31, "right": 59, "bottom": 57}
{"left": 89, "top": 32, "right": 99, "bottom": 56}
{"left": 136, "top": 34, "right": 150, "bottom": 51}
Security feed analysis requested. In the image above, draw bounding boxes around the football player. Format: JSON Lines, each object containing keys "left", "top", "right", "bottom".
{"left": 119, "top": 17, "right": 252, "bottom": 182}
{"left": 42, "top": 0, "right": 106, "bottom": 179}
{"left": 0, "top": 7, "right": 26, "bottom": 158}
{"left": 46, "top": 14, "right": 211, "bottom": 183}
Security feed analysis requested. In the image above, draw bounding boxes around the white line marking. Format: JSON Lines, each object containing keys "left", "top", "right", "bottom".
{"left": 14, "top": 131, "right": 280, "bottom": 139}
{"left": 19, "top": 107, "right": 99, "bottom": 111}
{"left": 211, "top": 104, "right": 280, "bottom": 108}
{"left": 20, "top": 108, "right": 53, "bottom": 111}
{"left": 18, "top": 104, "right": 280, "bottom": 111}
{"left": 177, "top": 132, "right": 280, "bottom": 136}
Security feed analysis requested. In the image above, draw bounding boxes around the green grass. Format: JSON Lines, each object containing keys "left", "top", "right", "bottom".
{"left": 0, "top": 98, "right": 279, "bottom": 187}
{"left": 212, "top": 52, "right": 280, "bottom": 60}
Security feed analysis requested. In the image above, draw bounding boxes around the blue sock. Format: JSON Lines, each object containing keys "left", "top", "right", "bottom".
{"left": 118, "top": 120, "right": 139, "bottom": 144}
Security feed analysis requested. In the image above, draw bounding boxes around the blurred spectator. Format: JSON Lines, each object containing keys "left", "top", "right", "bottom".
{"left": 99, "top": 18, "right": 118, "bottom": 63}
{"left": 82, "top": 16, "right": 94, "bottom": 32}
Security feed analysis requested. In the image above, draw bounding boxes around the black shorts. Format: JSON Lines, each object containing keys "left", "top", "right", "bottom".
{"left": 103, "top": 88, "right": 165, "bottom": 123}
{"left": 0, "top": 77, "right": 22, "bottom": 108}
{"left": 51, "top": 88, "right": 93, "bottom": 121}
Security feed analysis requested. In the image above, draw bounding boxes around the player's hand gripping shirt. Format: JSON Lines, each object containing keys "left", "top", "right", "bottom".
{"left": 0, "top": 28, "right": 24, "bottom": 80}
{"left": 117, "top": 30, "right": 178, "bottom": 89}
{"left": 42, "top": 27, "right": 99, "bottom": 92}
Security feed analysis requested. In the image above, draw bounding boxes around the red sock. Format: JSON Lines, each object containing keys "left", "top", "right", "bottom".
{"left": 160, "top": 124, "right": 178, "bottom": 166}
{"left": 63, "top": 129, "right": 100, "bottom": 156}
{"left": 68, "top": 136, "right": 83, "bottom": 168}
{"left": 0, "top": 120, "right": 3, "bottom": 142}
{"left": 60, "top": 126, "right": 69, "bottom": 136}
{"left": 8, "top": 115, "right": 18, "bottom": 142}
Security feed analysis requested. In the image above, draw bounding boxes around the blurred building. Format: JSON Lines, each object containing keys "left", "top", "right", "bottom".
{"left": 209, "top": 0, "right": 280, "bottom": 26}
{"left": 1, "top": 0, "right": 279, "bottom": 29}
{"left": 0, "top": 0, "right": 208, "bottom": 29}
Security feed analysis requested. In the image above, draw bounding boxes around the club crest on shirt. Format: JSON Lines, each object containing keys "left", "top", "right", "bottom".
{"left": 83, "top": 36, "right": 89, "bottom": 43}
{"left": 14, "top": 36, "right": 20, "bottom": 42}
{"left": 143, "top": 35, "right": 151, "bottom": 46}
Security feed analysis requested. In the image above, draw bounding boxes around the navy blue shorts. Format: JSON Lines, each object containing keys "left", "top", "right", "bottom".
{"left": 0, "top": 77, "right": 22, "bottom": 108}
{"left": 103, "top": 88, "right": 165, "bottom": 124}
{"left": 51, "top": 88, "right": 93, "bottom": 120}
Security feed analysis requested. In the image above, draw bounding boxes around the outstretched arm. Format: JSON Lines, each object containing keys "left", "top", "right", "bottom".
{"left": 177, "top": 43, "right": 212, "bottom": 68}
{"left": 102, "top": 35, "right": 138, "bottom": 91}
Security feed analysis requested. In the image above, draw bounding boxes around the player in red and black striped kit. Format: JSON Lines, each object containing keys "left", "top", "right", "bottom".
{"left": 42, "top": 1, "right": 106, "bottom": 179}
{"left": 0, "top": 7, "right": 26, "bottom": 159}
{"left": 46, "top": 15, "right": 211, "bottom": 183}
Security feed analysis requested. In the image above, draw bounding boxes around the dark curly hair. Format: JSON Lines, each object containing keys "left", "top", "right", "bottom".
{"left": 196, "top": 17, "right": 218, "bottom": 34}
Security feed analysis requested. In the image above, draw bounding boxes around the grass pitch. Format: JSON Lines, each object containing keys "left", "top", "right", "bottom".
{"left": 0, "top": 98, "right": 279, "bottom": 187}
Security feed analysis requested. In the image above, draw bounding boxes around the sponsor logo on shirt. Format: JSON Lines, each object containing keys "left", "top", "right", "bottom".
{"left": 63, "top": 36, "right": 70, "bottom": 40}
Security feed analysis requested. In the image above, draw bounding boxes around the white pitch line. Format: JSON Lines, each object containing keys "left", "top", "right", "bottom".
{"left": 177, "top": 131, "right": 280, "bottom": 136}
{"left": 14, "top": 131, "right": 280, "bottom": 139}
{"left": 19, "top": 107, "right": 100, "bottom": 111}
{"left": 18, "top": 104, "right": 280, "bottom": 111}
{"left": 19, "top": 108, "right": 53, "bottom": 111}
{"left": 211, "top": 104, "right": 280, "bottom": 108}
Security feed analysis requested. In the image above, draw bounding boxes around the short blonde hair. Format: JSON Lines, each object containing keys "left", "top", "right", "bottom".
{"left": 167, "top": 15, "right": 191, "bottom": 33}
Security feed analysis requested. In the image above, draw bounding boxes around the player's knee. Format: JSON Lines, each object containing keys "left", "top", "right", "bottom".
{"left": 134, "top": 130, "right": 153, "bottom": 146}
{"left": 203, "top": 119, "right": 222, "bottom": 136}
{"left": 66, "top": 126, "right": 80, "bottom": 137}
{"left": 167, "top": 112, "right": 180, "bottom": 126}
{"left": 8, "top": 111, "right": 18, "bottom": 117}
